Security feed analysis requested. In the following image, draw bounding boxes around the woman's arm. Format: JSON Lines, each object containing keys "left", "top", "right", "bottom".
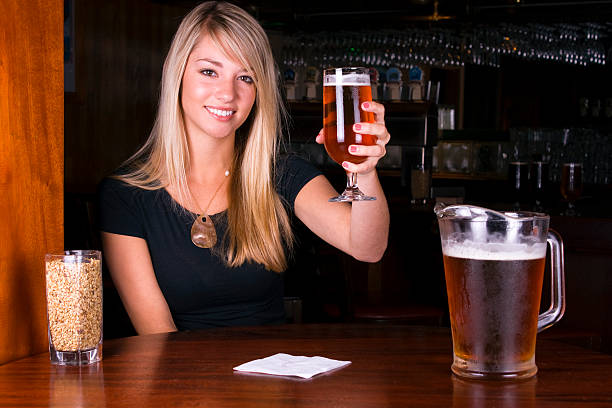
{"left": 102, "top": 232, "right": 177, "bottom": 335}
{"left": 294, "top": 101, "right": 390, "bottom": 263}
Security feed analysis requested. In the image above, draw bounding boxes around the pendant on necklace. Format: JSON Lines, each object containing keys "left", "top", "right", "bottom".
{"left": 191, "top": 214, "right": 217, "bottom": 248}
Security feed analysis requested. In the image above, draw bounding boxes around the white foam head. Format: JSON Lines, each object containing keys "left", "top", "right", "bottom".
{"left": 324, "top": 73, "right": 370, "bottom": 86}
{"left": 442, "top": 240, "right": 547, "bottom": 261}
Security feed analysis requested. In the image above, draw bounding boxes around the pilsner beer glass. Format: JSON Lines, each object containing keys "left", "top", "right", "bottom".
{"left": 323, "top": 67, "right": 376, "bottom": 202}
{"left": 435, "top": 204, "right": 565, "bottom": 380}
{"left": 560, "top": 162, "right": 582, "bottom": 216}
{"left": 508, "top": 161, "right": 530, "bottom": 210}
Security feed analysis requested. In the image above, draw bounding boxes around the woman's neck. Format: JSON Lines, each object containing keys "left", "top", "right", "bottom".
{"left": 187, "top": 133, "right": 235, "bottom": 185}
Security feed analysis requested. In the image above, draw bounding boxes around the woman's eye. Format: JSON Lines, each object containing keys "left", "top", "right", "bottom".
{"left": 238, "top": 75, "right": 254, "bottom": 84}
{"left": 200, "top": 69, "right": 216, "bottom": 77}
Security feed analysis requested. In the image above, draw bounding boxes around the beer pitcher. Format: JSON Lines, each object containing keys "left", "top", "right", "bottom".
{"left": 435, "top": 204, "right": 565, "bottom": 380}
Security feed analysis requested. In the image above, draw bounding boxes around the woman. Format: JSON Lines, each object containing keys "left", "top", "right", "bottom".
{"left": 98, "top": 1, "right": 390, "bottom": 335}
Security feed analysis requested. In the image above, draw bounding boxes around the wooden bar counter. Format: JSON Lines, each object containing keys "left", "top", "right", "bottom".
{"left": 1, "top": 324, "right": 611, "bottom": 407}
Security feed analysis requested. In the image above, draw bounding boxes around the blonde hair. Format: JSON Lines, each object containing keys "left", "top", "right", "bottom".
{"left": 117, "top": 1, "right": 293, "bottom": 272}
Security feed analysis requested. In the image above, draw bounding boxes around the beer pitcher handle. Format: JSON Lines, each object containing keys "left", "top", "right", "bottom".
{"left": 538, "top": 229, "right": 566, "bottom": 332}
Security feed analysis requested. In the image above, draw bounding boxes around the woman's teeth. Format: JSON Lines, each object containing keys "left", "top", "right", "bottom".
{"left": 207, "top": 107, "right": 234, "bottom": 117}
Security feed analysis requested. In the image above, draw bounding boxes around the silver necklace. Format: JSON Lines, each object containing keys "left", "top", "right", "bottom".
{"left": 190, "top": 169, "right": 230, "bottom": 248}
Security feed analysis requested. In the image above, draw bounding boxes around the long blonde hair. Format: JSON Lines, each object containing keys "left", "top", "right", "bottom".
{"left": 117, "top": 1, "right": 293, "bottom": 272}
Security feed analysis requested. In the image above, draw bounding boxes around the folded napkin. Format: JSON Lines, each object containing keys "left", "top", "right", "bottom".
{"left": 233, "top": 353, "right": 351, "bottom": 379}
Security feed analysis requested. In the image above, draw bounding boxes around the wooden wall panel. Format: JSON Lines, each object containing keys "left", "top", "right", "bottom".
{"left": 65, "top": 0, "right": 197, "bottom": 193}
{"left": 0, "top": 0, "right": 64, "bottom": 364}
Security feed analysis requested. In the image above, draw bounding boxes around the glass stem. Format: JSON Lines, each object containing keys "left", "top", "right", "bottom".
{"left": 346, "top": 172, "right": 357, "bottom": 189}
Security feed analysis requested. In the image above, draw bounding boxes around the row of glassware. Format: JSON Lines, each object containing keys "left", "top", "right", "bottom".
{"left": 509, "top": 127, "right": 612, "bottom": 185}
{"left": 276, "top": 22, "right": 610, "bottom": 71}
{"left": 433, "top": 127, "right": 612, "bottom": 185}
{"left": 291, "top": 126, "right": 611, "bottom": 186}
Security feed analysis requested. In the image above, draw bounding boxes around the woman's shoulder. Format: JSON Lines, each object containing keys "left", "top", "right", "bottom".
{"left": 97, "top": 172, "right": 164, "bottom": 206}
{"left": 275, "top": 153, "right": 322, "bottom": 209}
{"left": 97, "top": 172, "right": 169, "bottom": 236}
{"left": 98, "top": 175, "right": 142, "bottom": 197}
{"left": 277, "top": 152, "right": 322, "bottom": 175}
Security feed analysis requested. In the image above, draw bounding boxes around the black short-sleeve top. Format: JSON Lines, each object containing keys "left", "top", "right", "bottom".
{"left": 98, "top": 154, "right": 321, "bottom": 330}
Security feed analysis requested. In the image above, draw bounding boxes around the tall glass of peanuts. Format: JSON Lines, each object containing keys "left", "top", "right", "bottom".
{"left": 45, "top": 250, "right": 102, "bottom": 365}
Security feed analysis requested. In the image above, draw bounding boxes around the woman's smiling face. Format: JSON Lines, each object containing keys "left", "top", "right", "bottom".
{"left": 180, "top": 34, "right": 256, "bottom": 142}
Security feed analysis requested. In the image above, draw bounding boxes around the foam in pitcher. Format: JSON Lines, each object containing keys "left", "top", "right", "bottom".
{"left": 442, "top": 241, "right": 547, "bottom": 261}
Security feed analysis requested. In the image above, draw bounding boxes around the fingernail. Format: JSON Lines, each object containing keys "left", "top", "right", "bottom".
{"left": 354, "top": 124, "right": 362, "bottom": 131}
{"left": 342, "top": 162, "right": 349, "bottom": 169}
{"left": 349, "top": 146, "right": 357, "bottom": 153}
{"left": 362, "top": 102, "right": 370, "bottom": 109}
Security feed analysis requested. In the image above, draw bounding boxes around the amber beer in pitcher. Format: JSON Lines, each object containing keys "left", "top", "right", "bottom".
{"left": 322, "top": 67, "right": 377, "bottom": 202}
{"left": 443, "top": 245, "right": 546, "bottom": 378}
{"left": 435, "top": 204, "right": 565, "bottom": 380}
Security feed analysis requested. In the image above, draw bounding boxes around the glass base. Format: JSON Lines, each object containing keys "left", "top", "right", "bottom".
{"left": 49, "top": 343, "right": 102, "bottom": 365}
{"left": 329, "top": 187, "right": 376, "bottom": 202}
{"left": 451, "top": 355, "right": 537, "bottom": 380}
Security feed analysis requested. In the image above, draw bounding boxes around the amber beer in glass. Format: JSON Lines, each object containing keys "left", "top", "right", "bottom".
{"left": 435, "top": 205, "right": 565, "bottom": 380}
{"left": 323, "top": 67, "right": 376, "bottom": 202}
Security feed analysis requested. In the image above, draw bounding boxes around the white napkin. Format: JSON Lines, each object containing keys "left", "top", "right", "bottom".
{"left": 233, "top": 353, "right": 351, "bottom": 379}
